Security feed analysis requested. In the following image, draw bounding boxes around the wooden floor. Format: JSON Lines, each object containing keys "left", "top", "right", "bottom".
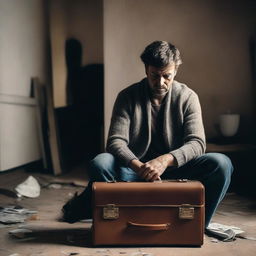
{"left": 0, "top": 164, "right": 256, "bottom": 256}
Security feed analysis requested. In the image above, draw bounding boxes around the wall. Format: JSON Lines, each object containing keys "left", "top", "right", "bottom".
{"left": 104, "top": 0, "right": 256, "bottom": 141}
{"left": 50, "top": 0, "right": 103, "bottom": 107}
{"left": 66, "top": 0, "right": 103, "bottom": 66}
{"left": 0, "top": 0, "right": 50, "bottom": 171}
{"left": 49, "top": 0, "right": 68, "bottom": 107}
{"left": 0, "top": 0, "right": 49, "bottom": 96}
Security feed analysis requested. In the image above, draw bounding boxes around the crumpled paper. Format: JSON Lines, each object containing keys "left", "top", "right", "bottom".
{"left": 15, "top": 176, "right": 40, "bottom": 198}
{"left": 206, "top": 222, "right": 244, "bottom": 242}
{"left": 0, "top": 205, "right": 37, "bottom": 224}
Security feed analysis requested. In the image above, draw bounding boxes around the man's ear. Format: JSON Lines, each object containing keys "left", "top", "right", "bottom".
{"left": 174, "top": 66, "right": 178, "bottom": 76}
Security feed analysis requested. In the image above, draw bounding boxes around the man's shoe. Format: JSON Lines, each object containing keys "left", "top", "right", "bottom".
{"left": 61, "top": 192, "right": 91, "bottom": 223}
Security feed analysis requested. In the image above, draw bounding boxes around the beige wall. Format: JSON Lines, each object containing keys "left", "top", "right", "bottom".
{"left": 50, "top": 0, "right": 103, "bottom": 107}
{"left": 66, "top": 0, "right": 103, "bottom": 66}
{"left": 104, "top": 0, "right": 256, "bottom": 141}
{"left": 49, "top": 0, "right": 68, "bottom": 108}
{"left": 0, "top": 0, "right": 49, "bottom": 96}
{"left": 0, "top": 0, "right": 50, "bottom": 170}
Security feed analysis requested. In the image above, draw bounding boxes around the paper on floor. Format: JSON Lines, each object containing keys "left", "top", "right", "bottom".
{"left": 206, "top": 222, "right": 244, "bottom": 242}
{"left": 15, "top": 176, "right": 40, "bottom": 198}
{"left": 0, "top": 206, "right": 37, "bottom": 224}
{"left": 9, "top": 228, "right": 33, "bottom": 238}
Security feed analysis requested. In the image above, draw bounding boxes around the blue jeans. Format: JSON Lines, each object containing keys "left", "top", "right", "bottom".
{"left": 83, "top": 152, "right": 233, "bottom": 227}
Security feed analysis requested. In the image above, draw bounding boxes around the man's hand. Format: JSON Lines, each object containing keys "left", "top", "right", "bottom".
{"left": 130, "top": 154, "right": 177, "bottom": 182}
{"left": 129, "top": 159, "right": 144, "bottom": 173}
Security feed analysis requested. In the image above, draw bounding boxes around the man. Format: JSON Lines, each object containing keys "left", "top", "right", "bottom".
{"left": 62, "top": 41, "right": 233, "bottom": 228}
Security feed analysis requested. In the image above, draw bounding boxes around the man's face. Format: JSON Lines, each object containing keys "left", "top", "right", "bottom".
{"left": 146, "top": 64, "right": 177, "bottom": 96}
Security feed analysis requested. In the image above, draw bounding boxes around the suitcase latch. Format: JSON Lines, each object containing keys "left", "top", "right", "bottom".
{"left": 103, "top": 204, "right": 119, "bottom": 220}
{"left": 177, "top": 179, "right": 188, "bottom": 182}
{"left": 179, "top": 204, "right": 194, "bottom": 219}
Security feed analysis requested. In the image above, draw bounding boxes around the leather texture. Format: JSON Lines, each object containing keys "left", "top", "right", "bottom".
{"left": 92, "top": 180, "right": 205, "bottom": 246}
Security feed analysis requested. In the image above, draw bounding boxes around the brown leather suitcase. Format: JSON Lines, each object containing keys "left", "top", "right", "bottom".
{"left": 92, "top": 180, "right": 205, "bottom": 246}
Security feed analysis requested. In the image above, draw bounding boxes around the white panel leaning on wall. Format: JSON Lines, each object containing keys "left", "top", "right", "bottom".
{"left": 0, "top": 94, "right": 41, "bottom": 171}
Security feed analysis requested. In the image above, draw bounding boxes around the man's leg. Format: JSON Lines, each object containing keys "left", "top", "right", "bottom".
{"left": 62, "top": 153, "right": 137, "bottom": 223}
{"left": 162, "top": 153, "right": 233, "bottom": 227}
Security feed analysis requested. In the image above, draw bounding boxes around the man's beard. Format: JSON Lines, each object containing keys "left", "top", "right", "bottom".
{"left": 151, "top": 87, "right": 169, "bottom": 98}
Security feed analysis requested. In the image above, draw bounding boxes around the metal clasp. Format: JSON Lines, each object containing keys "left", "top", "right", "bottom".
{"left": 177, "top": 179, "right": 188, "bottom": 182}
{"left": 179, "top": 204, "right": 194, "bottom": 219}
{"left": 103, "top": 204, "right": 119, "bottom": 220}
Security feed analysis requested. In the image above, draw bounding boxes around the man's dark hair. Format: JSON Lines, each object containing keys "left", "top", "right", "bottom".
{"left": 140, "top": 41, "right": 182, "bottom": 68}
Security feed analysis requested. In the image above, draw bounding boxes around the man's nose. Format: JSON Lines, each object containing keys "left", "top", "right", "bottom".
{"left": 157, "top": 76, "right": 165, "bottom": 87}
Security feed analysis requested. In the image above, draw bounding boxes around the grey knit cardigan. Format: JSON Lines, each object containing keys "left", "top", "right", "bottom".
{"left": 106, "top": 78, "right": 206, "bottom": 167}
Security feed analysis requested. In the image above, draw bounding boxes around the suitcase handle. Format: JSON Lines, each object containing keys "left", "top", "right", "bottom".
{"left": 127, "top": 221, "right": 170, "bottom": 231}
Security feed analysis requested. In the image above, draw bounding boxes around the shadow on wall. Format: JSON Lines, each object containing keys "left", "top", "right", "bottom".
{"left": 55, "top": 38, "right": 104, "bottom": 170}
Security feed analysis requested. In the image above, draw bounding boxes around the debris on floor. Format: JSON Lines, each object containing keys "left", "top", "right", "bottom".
{"left": 15, "top": 176, "right": 41, "bottom": 198}
{"left": 61, "top": 252, "right": 80, "bottom": 256}
{"left": 0, "top": 205, "right": 38, "bottom": 224}
{"left": 36, "top": 175, "right": 87, "bottom": 189}
{"left": 9, "top": 228, "right": 33, "bottom": 239}
{"left": 45, "top": 181, "right": 85, "bottom": 189}
{"left": 8, "top": 227, "right": 36, "bottom": 242}
{"left": 236, "top": 234, "right": 256, "bottom": 241}
{"left": 0, "top": 223, "right": 12, "bottom": 229}
{"left": 206, "top": 222, "right": 244, "bottom": 242}
{"left": 47, "top": 183, "right": 63, "bottom": 189}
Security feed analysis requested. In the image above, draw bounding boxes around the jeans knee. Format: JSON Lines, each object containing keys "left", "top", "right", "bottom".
{"left": 90, "top": 153, "right": 114, "bottom": 168}
{"left": 205, "top": 153, "right": 233, "bottom": 181}
{"left": 89, "top": 153, "right": 115, "bottom": 180}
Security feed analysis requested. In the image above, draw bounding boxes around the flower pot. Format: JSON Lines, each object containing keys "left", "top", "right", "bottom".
{"left": 219, "top": 114, "right": 240, "bottom": 137}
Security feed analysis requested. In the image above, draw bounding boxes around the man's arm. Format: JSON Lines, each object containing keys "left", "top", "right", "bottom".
{"left": 170, "top": 92, "right": 206, "bottom": 167}
{"left": 106, "top": 91, "right": 139, "bottom": 166}
{"left": 129, "top": 159, "right": 144, "bottom": 173}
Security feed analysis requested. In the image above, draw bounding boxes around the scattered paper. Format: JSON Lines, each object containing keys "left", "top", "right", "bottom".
{"left": 0, "top": 213, "right": 26, "bottom": 224}
{"left": 0, "top": 205, "right": 37, "bottom": 224}
{"left": 236, "top": 234, "right": 256, "bottom": 241}
{"left": 0, "top": 223, "right": 14, "bottom": 228}
{"left": 15, "top": 176, "right": 40, "bottom": 198}
{"left": 206, "top": 222, "right": 244, "bottom": 242}
{"left": 48, "top": 184, "right": 62, "bottom": 189}
{"left": 9, "top": 228, "right": 33, "bottom": 238}
{"left": 8, "top": 227, "right": 36, "bottom": 242}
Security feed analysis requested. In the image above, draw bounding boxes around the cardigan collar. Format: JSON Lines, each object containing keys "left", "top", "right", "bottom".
{"left": 142, "top": 78, "right": 174, "bottom": 149}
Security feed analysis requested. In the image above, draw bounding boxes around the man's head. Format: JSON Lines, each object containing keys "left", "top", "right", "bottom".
{"left": 140, "top": 41, "right": 182, "bottom": 97}
{"left": 140, "top": 41, "right": 182, "bottom": 68}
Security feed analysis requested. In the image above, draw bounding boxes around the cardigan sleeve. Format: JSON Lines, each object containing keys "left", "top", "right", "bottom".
{"left": 106, "top": 91, "right": 138, "bottom": 166}
{"left": 169, "top": 92, "right": 206, "bottom": 167}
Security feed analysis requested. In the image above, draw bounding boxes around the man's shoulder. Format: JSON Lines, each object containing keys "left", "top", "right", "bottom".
{"left": 172, "top": 80, "right": 198, "bottom": 97}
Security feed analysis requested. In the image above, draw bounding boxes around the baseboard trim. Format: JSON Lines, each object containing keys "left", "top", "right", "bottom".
{"left": 0, "top": 94, "right": 36, "bottom": 106}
